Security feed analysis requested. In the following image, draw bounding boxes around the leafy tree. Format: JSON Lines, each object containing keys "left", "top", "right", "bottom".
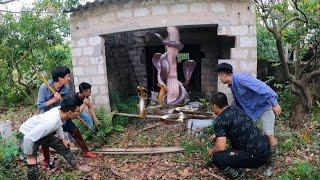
{"left": 0, "top": 0, "right": 78, "bottom": 106}
{"left": 255, "top": 0, "right": 320, "bottom": 127}
{"left": 257, "top": 22, "right": 279, "bottom": 61}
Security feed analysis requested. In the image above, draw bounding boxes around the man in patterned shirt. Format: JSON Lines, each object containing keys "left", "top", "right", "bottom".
{"left": 208, "top": 92, "right": 269, "bottom": 179}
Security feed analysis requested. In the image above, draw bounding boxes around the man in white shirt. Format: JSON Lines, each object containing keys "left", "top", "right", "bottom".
{"left": 20, "top": 94, "right": 91, "bottom": 180}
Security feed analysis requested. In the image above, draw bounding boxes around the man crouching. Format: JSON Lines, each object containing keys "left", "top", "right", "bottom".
{"left": 208, "top": 92, "right": 269, "bottom": 179}
{"left": 20, "top": 94, "right": 91, "bottom": 180}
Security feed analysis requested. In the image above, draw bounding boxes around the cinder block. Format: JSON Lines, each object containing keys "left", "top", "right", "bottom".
{"left": 231, "top": 48, "right": 249, "bottom": 59}
{"left": 152, "top": 5, "right": 168, "bottom": 15}
{"left": 134, "top": 8, "right": 150, "bottom": 17}
{"left": 190, "top": 2, "right": 207, "bottom": 13}
{"left": 230, "top": 25, "right": 248, "bottom": 36}
{"left": 72, "top": 48, "right": 82, "bottom": 57}
{"left": 73, "top": 67, "right": 84, "bottom": 76}
{"left": 211, "top": 2, "right": 226, "bottom": 13}
{"left": 83, "top": 47, "right": 94, "bottom": 56}
{"left": 117, "top": 9, "right": 132, "bottom": 18}
{"left": 171, "top": 4, "right": 188, "bottom": 14}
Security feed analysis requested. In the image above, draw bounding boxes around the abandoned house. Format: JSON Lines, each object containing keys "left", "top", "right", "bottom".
{"left": 65, "top": 0, "right": 258, "bottom": 111}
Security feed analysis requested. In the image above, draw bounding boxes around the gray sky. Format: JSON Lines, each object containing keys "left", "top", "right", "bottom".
{"left": 0, "top": 0, "right": 94, "bottom": 13}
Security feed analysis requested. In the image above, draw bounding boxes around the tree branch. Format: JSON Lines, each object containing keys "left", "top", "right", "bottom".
{"left": 15, "top": 43, "right": 33, "bottom": 65}
{"left": 279, "top": 17, "right": 307, "bottom": 33}
{"left": 304, "top": 70, "right": 320, "bottom": 82}
{"left": 297, "top": 55, "right": 316, "bottom": 79}
{"left": 292, "top": 0, "right": 308, "bottom": 24}
{"left": 274, "top": 33, "right": 295, "bottom": 80}
{"left": 0, "top": 0, "right": 15, "bottom": 4}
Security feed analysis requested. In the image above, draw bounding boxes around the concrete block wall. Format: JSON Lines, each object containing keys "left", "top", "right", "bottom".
{"left": 70, "top": 0, "right": 257, "bottom": 110}
{"left": 71, "top": 36, "right": 110, "bottom": 111}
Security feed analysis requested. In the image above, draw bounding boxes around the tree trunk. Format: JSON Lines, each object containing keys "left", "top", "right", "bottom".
{"left": 291, "top": 102, "right": 309, "bottom": 128}
{"left": 291, "top": 80, "right": 313, "bottom": 128}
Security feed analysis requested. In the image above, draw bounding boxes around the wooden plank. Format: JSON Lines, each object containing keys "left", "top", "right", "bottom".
{"left": 97, "top": 147, "right": 184, "bottom": 152}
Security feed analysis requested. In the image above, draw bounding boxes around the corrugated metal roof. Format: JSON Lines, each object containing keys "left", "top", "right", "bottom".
{"left": 63, "top": 0, "right": 124, "bottom": 13}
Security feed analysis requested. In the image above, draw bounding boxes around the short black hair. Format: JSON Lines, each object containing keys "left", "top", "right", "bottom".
{"left": 60, "top": 94, "right": 78, "bottom": 112}
{"left": 52, "top": 66, "right": 70, "bottom": 82}
{"left": 79, "top": 82, "right": 92, "bottom": 93}
{"left": 211, "top": 92, "right": 228, "bottom": 109}
{"left": 216, "top": 63, "right": 233, "bottom": 74}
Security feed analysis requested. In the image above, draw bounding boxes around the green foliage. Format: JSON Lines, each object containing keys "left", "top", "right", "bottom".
{"left": 77, "top": 92, "right": 138, "bottom": 145}
{"left": 181, "top": 125, "right": 215, "bottom": 164}
{"left": 265, "top": 76, "right": 296, "bottom": 120}
{"left": 257, "top": 23, "right": 279, "bottom": 61}
{"left": 0, "top": 133, "right": 20, "bottom": 179}
{"left": 311, "top": 101, "right": 320, "bottom": 122}
{"left": 0, "top": 137, "right": 19, "bottom": 167}
{"left": 0, "top": 0, "right": 72, "bottom": 106}
{"left": 49, "top": 171, "right": 82, "bottom": 180}
{"left": 278, "top": 139, "right": 294, "bottom": 153}
{"left": 109, "top": 91, "right": 138, "bottom": 127}
{"left": 278, "top": 161, "right": 320, "bottom": 180}
{"left": 199, "top": 98, "right": 211, "bottom": 112}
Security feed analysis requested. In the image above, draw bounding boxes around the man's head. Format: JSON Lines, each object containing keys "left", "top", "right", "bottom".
{"left": 211, "top": 92, "right": 228, "bottom": 115}
{"left": 52, "top": 66, "right": 71, "bottom": 85}
{"left": 216, "top": 63, "right": 233, "bottom": 84}
{"left": 60, "top": 94, "right": 80, "bottom": 119}
{"left": 79, "top": 82, "right": 92, "bottom": 98}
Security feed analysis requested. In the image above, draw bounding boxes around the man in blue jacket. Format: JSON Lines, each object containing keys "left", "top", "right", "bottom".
{"left": 216, "top": 63, "right": 282, "bottom": 175}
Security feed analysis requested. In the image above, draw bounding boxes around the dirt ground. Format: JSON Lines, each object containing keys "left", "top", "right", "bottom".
{"left": 4, "top": 106, "right": 320, "bottom": 179}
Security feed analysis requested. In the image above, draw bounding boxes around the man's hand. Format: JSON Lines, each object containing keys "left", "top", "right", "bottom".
{"left": 53, "top": 92, "right": 61, "bottom": 102}
{"left": 83, "top": 98, "right": 92, "bottom": 108}
{"left": 27, "top": 155, "right": 36, "bottom": 165}
{"left": 209, "top": 134, "right": 216, "bottom": 142}
{"left": 62, "top": 139, "right": 70, "bottom": 148}
{"left": 272, "top": 104, "right": 282, "bottom": 117}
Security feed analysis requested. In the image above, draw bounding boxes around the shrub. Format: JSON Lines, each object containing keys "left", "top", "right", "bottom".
{"left": 278, "top": 161, "right": 320, "bottom": 179}
{"left": 0, "top": 132, "right": 21, "bottom": 179}
{"left": 76, "top": 92, "right": 138, "bottom": 145}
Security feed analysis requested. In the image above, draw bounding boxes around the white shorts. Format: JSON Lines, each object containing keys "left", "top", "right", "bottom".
{"left": 256, "top": 109, "right": 275, "bottom": 135}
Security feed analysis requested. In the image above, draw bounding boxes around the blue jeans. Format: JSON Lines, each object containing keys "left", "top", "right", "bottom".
{"left": 79, "top": 110, "right": 94, "bottom": 128}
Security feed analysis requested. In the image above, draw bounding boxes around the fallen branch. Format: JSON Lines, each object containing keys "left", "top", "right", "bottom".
{"left": 92, "top": 147, "right": 185, "bottom": 155}
{"left": 133, "top": 123, "right": 161, "bottom": 135}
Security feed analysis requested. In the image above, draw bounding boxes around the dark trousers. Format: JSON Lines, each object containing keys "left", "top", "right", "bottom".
{"left": 62, "top": 119, "right": 77, "bottom": 132}
{"left": 212, "top": 149, "right": 268, "bottom": 170}
{"left": 27, "top": 134, "right": 76, "bottom": 180}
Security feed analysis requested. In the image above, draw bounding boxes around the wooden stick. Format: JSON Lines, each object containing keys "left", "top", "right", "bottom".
{"left": 93, "top": 147, "right": 185, "bottom": 155}
{"left": 133, "top": 123, "right": 160, "bottom": 135}
{"left": 78, "top": 116, "right": 97, "bottom": 134}
{"left": 114, "top": 112, "right": 184, "bottom": 122}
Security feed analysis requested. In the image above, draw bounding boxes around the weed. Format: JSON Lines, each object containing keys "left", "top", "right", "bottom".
{"left": 278, "top": 162, "right": 320, "bottom": 179}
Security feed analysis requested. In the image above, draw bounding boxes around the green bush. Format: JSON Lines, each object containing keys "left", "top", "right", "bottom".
{"left": 0, "top": 133, "right": 20, "bottom": 179}
{"left": 278, "top": 161, "right": 320, "bottom": 180}
{"left": 311, "top": 100, "right": 320, "bottom": 123}
{"left": 265, "top": 78, "right": 296, "bottom": 120}
{"left": 76, "top": 92, "right": 138, "bottom": 145}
